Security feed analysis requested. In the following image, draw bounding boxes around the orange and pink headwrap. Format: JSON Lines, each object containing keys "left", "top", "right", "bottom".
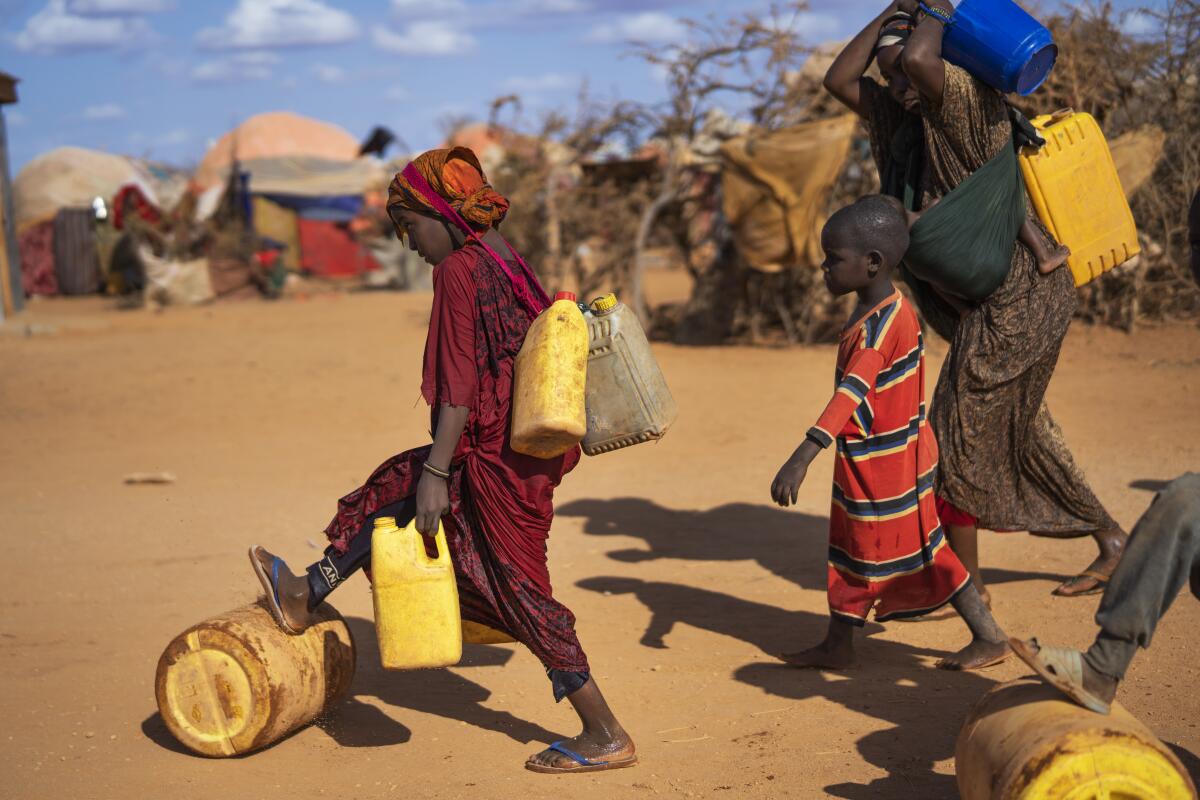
{"left": 387, "top": 147, "right": 509, "bottom": 231}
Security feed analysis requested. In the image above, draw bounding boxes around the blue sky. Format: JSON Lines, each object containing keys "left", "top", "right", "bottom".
{"left": 0, "top": 0, "right": 1158, "bottom": 174}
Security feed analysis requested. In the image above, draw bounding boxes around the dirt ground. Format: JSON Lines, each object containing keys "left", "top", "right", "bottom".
{"left": 2, "top": 284, "right": 1198, "bottom": 800}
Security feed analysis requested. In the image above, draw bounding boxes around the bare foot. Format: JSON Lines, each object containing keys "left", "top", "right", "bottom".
{"left": 525, "top": 729, "right": 636, "bottom": 772}
{"left": 250, "top": 546, "right": 320, "bottom": 633}
{"left": 1037, "top": 243, "right": 1071, "bottom": 274}
{"left": 936, "top": 638, "right": 1010, "bottom": 670}
{"left": 780, "top": 640, "right": 856, "bottom": 670}
{"left": 1053, "top": 527, "right": 1127, "bottom": 597}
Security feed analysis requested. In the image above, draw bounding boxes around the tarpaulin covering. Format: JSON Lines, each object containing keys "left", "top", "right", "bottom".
{"left": 720, "top": 114, "right": 857, "bottom": 273}
{"left": 242, "top": 155, "right": 382, "bottom": 198}
{"left": 18, "top": 219, "right": 57, "bottom": 296}
{"left": 250, "top": 196, "right": 301, "bottom": 272}
{"left": 263, "top": 193, "right": 362, "bottom": 222}
{"left": 297, "top": 218, "right": 381, "bottom": 278}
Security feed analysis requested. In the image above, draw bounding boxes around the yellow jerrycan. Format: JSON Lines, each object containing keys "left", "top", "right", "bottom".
{"left": 371, "top": 516, "right": 463, "bottom": 670}
{"left": 956, "top": 680, "right": 1196, "bottom": 800}
{"left": 1019, "top": 109, "right": 1141, "bottom": 287}
{"left": 511, "top": 290, "right": 588, "bottom": 459}
{"left": 155, "top": 602, "right": 355, "bottom": 757}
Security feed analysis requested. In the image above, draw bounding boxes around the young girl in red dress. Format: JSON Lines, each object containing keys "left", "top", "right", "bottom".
{"left": 249, "top": 147, "right": 635, "bottom": 774}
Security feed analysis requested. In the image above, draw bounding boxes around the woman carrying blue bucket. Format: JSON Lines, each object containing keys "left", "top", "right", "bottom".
{"left": 823, "top": 0, "right": 1127, "bottom": 606}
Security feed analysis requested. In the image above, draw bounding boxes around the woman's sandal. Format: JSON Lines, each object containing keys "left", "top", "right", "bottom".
{"left": 1052, "top": 569, "right": 1110, "bottom": 597}
{"left": 248, "top": 545, "right": 301, "bottom": 635}
{"left": 524, "top": 741, "right": 639, "bottom": 774}
{"left": 1009, "top": 637, "right": 1111, "bottom": 714}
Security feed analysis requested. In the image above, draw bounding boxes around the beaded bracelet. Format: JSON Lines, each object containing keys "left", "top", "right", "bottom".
{"left": 919, "top": 2, "right": 954, "bottom": 25}
{"left": 423, "top": 461, "right": 451, "bottom": 479}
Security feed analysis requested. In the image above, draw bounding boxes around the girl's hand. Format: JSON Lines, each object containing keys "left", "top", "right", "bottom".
{"left": 896, "top": 0, "right": 919, "bottom": 15}
{"left": 771, "top": 457, "right": 810, "bottom": 508}
{"left": 415, "top": 471, "right": 450, "bottom": 535}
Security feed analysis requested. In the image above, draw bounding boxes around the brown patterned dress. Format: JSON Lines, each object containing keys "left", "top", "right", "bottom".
{"left": 862, "top": 64, "right": 1117, "bottom": 536}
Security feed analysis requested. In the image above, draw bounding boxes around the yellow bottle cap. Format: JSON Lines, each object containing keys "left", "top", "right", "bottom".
{"left": 591, "top": 293, "right": 618, "bottom": 313}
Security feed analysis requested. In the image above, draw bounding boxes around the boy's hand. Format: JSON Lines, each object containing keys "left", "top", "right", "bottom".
{"left": 771, "top": 440, "right": 822, "bottom": 507}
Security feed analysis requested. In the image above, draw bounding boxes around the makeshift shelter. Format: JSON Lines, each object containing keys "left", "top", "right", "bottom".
{"left": 13, "top": 147, "right": 145, "bottom": 232}
{"left": 193, "top": 112, "right": 360, "bottom": 191}
{"left": 720, "top": 114, "right": 858, "bottom": 273}
{"left": 237, "top": 155, "right": 385, "bottom": 279}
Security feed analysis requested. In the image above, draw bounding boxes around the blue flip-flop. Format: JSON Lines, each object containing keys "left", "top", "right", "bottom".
{"left": 525, "top": 740, "right": 638, "bottom": 774}
{"left": 248, "top": 546, "right": 301, "bottom": 635}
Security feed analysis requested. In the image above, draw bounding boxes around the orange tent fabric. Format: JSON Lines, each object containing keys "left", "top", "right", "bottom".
{"left": 193, "top": 112, "right": 360, "bottom": 191}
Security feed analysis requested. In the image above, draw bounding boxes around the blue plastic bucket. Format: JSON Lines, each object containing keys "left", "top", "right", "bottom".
{"left": 942, "top": 0, "right": 1057, "bottom": 95}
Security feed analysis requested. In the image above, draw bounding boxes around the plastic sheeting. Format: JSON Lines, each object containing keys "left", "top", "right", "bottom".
{"left": 297, "top": 219, "right": 380, "bottom": 278}
{"left": 719, "top": 115, "right": 858, "bottom": 273}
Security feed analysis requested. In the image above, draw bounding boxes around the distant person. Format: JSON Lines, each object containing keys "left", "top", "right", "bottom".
{"left": 824, "top": 1, "right": 1127, "bottom": 603}
{"left": 769, "top": 195, "right": 1009, "bottom": 671}
{"left": 1011, "top": 474, "right": 1200, "bottom": 713}
{"left": 249, "top": 147, "right": 636, "bottom": 774}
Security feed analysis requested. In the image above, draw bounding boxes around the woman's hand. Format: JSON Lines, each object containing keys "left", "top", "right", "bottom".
{"left": 415, "top": 470, "right": 450, "bottom": 535}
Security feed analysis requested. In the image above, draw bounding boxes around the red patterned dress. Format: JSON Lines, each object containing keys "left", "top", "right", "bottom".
{"left": 322, "top": 241, "right": 588, "bottom": 675}
{"left": 806, "top": 290, "right": 970, "bottom": 624}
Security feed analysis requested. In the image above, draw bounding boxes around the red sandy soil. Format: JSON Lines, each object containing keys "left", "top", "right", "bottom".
{"left": 1, "top": 288, "right": 1197, "bottom": 799}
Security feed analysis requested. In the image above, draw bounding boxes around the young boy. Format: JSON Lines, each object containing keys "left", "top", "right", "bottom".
{"left": 770, "top": 194, "right": 1009, "bottom": 671}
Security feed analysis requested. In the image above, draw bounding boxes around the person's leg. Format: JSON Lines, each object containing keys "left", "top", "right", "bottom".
{"left": 525, "top": 676, "right": 636, "bottom": 770}
{"left": 1079, "top": 474, "right": 1200, "bottom": 703}
{"left": 780, "top": 615, "right": 857, "bottom": 670}
{"left": 251, "top": 498, "right": 415, "bottom": 632}
{"left": 946, "top": 522, "right": 991, "bottom": 607}
{"left": 937, "top": 583, "right": 1009, "bottom": 670}
{"left": 1050, "top": 524, "right": 1128, "bottom": 597}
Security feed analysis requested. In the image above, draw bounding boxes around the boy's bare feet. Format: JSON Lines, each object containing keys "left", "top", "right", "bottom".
{"left": 936, "top": 638, "right": 1010, "bottom": 670}
{"left": 250, "top": 546, "right": 321, "bottom": 633}
{"left": 1037, "top": 243, "right": 1071, "bottom": 274}
{"left": 781, "top": 640, "right": 857, "bottom": 670}
{"left": 780, "top": 617, "right": 856, "bottom": 670}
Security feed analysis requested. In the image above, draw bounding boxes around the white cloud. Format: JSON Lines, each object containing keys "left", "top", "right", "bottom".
{"left": 191, "top": 51, "right": 280, "bottom": 83}
{"left": 373, "top": 20, "right": 476, "bottom": 56}
{"left": 197, "top": 0, "right": 359, "bottom": 49}
{"left": 501, "top": 73, "right": 576, "bottom": 93}
{"left": 1122, "top": 10, "right": 1159, "bottom": 37}
{"left": 160, "top": 128, "right": 189, "bottom": 145}
{"left": 777, "top": 11, "right": 841, "bottom": 43}
{"left": 67, "top": 0, "right": 170, "bottom": 14}
{"left": 13, "top": 0, "right": 153, "bottom": 52}
{"left": 586, "top": 11, "right": 685, "bottom": 44}
{"left": 82, "top": 102, "right": 125, "bottom": 120}
{"left": 390, "top": 0, "right": 466, "bottom": 14}
{"left": 6, "top": 110, "right": 28, "bottom": 127}
{"left": 311, "top": 63, "right": 346, "bottom": 83}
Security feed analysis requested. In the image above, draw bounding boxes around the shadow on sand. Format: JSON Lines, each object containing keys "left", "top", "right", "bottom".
{"left": 558, "top": 497, "right": 1073, "bottom": 594}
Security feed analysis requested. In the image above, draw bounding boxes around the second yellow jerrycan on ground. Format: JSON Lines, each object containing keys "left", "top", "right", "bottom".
{"left": 371, "top": 516, "right": 463, "bottom": 670}
{"left": 511, "top": 291, "right": 588, "bottom": 459}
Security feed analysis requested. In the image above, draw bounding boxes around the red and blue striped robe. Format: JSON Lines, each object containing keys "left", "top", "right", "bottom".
{"left": 807, "top": 291, "right": 970, "bottom": 624}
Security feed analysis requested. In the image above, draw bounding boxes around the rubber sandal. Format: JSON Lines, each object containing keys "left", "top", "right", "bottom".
{"left": 524, "top": 741, "right": 639, "bottom": 774}
{"left": 1010, "top": 637, "right": 1112, "bottom": 714}
{"left": 1052, "top": 569, "right": 1110, "bottom": 597}
{"left": 248, "top": 546, "right": 301, "bottom": 635}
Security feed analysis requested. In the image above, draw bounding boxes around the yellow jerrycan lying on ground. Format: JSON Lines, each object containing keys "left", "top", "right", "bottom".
{"left": 372, "top": 516, "right": 462, "bottom": 669}
{"left": 956, "top": 679, "right": 1196, "bottom": 799}
{"left": 155, "top": 602, "right": 356, "bottom": 757}
{"left": 582, "top": 293, "right": 678, "bottom": 456}
{"left": 511, "top": 291, "right": 589, "bottom": 459}
{"left": 1019, "top": 109, "right": 1141, "bottom": 287}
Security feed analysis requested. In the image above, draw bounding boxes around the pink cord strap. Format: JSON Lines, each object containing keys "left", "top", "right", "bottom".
{"left": 400, "top": 163, "right": 550, "bottom": 314}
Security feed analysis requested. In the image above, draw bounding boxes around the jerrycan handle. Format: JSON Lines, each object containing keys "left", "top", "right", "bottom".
{"left": 406, "top": 519, "right": 451, "bottom": 569}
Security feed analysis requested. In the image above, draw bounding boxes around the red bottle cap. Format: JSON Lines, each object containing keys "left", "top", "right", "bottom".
{"left": 554, "top": 291, "right": 577, "bottom": 302}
